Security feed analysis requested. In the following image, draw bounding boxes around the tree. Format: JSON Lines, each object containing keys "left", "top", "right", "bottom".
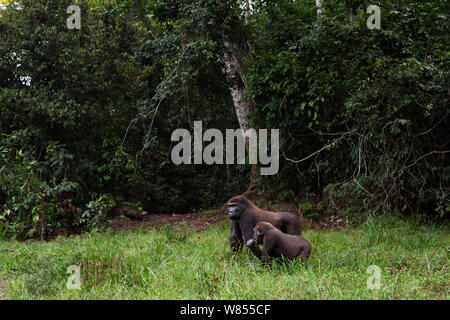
{"left": 315, "top": 0, "right": 324, "bottom": 15}
{"left": 219, "top": 1, "right": 257, "bottom": 195}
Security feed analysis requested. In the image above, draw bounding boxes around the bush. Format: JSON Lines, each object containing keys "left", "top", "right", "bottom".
{"left": 0, "top": 130, "right": 80, "bottom": 239}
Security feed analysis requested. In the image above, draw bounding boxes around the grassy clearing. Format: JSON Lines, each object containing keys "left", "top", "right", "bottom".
{"left": 0, "top": 216, "right": 448, "bottom": 299}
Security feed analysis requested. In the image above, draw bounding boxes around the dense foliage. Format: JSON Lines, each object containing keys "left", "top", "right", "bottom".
{"left": 246, "top": 0, "right": 449, "bottom": 216}
{"left": 0, "top": 0, "right": 448, "bottom": 239}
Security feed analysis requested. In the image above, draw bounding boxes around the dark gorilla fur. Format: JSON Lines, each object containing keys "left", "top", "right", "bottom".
{"left": 247, "top": 221, "right": 312, "bottom": 263}
{"left": 227, "top": 195, "right": 302, "bottom": 253}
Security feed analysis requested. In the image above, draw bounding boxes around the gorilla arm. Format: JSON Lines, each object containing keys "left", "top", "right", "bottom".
{"left": 246, "top": 239, "right": 271, "bottom": 264}
{"left": 229, "top": 219, "right": 243, "bottom": 251}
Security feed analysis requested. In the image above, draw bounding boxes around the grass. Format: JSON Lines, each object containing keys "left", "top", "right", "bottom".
{"left": 0, "top": 215, "right": 448, "bottom": 299}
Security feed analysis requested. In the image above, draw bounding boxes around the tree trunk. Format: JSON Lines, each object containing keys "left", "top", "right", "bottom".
{"left": 215, "top": 1, "right": 258, "bottom": 196}
{"left": 221, "top": 41, "right": 257, "bottom": 195}
{"left": 244, "top": 0, "right": 251, "bottom": 24}
{"left": 316, "top": 0, "right": 324, "bottom": 15}
{"left": 222, "top": 42, "right": 251, "bottom": 132}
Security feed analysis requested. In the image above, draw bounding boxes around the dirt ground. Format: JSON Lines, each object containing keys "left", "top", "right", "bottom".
{"left": 107, "top": 198, "right": 348, "bottom": 232}
{"left": 108, "top": 211, "right": 224, "bottom": 232}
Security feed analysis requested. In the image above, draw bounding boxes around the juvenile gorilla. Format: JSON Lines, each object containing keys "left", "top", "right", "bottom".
{"left": 247, "top": 222, "right": 312, "bottom": 263}
{"left": 228, "top": 195, "right": 302, "bottom": 253}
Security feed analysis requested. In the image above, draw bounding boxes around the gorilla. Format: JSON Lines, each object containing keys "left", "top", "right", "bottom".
{"left": 247, "top": 221, "right": 312, "bottom": 263}
{"left": 227, "top": 195, "right": 302, "bottom": 253}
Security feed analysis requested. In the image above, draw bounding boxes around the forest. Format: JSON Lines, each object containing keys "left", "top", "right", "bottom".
{"left": 0, "top": 0, "right": 448, "bottom": 301}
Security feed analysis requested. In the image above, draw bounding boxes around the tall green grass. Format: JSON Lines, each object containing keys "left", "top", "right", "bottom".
{"left": 0, "top": 216, "right": 448, "bottom": 299}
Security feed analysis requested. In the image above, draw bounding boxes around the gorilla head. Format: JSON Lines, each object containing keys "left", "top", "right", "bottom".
{"left": 253, "top": 221, "right": 271, "bottom": 244}
{"left": 227, "top": 195, "right": 246, "bottom": 220}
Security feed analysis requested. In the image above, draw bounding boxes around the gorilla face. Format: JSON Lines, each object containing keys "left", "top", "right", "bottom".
{"left": 253, "top": 227, "right": 264, "bottom": 244}
{"left": 227, "top": 203, "right": 240, "bottom": 219}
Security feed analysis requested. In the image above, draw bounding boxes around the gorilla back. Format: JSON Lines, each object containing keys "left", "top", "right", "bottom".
{"left": 227, "top": 195, "right": 302, "bottom": 251}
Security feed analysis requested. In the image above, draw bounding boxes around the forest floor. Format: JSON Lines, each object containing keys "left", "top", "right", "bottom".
{"left": 107, "top": 198, "right": 348, "bottom": 233}
{"left": 0, "top": 210, "right": 448, "bottom": 299}
{"left": 108, "top": 211, "right": 222, "bottom": 232}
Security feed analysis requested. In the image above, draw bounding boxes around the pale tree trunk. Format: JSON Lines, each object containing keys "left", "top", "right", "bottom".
{"left": 218, "top": 1, "right": 258, "bottom": 196}
{"left": 221, "top": 41, "right": 258, "bottom": 195}
{"left": 316, "top": 0, "right": 324, "bottom": 15}
{"left": 245, "top": 0, "right": 251, "bottom": 24}
{"left": 222, "top": 42, "right": 251, "bottom": 133}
